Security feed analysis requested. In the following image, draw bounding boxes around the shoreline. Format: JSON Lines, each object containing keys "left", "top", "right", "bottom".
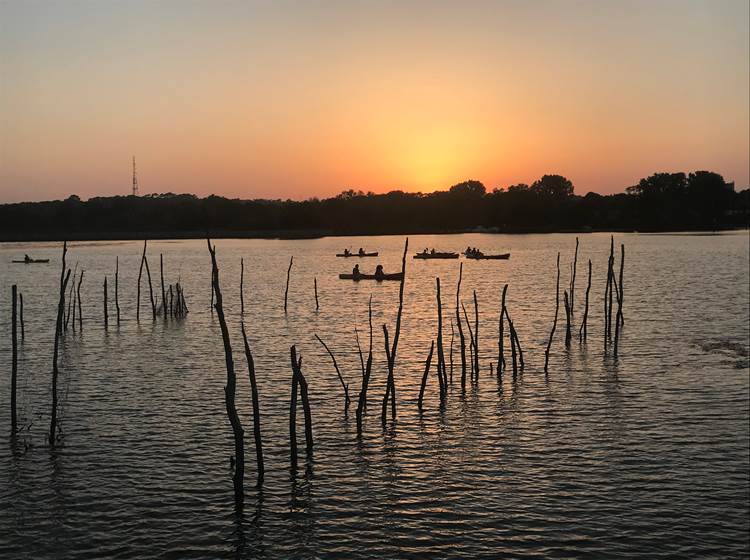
{"left": 0, "top": 226, "right": 747, "bottom": 243}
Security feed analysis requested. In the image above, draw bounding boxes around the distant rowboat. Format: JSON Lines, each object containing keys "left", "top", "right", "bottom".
{"left": 413, "top": 251, "right": 459, "bottom": 259}
{"left": 464, "top": 252, "right": 510, "bottom": 260}
{"left": 336, "top": 252, "right": 379, "bottom": 257}
{"left": 339, "top": 272, "right": 403, "bottom": 281}
{"left": 12, "top": 259, "right": 50, "bottom": 264}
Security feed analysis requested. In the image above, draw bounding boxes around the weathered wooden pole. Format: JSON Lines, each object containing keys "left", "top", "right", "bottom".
{"left": 505, "top": 307, "right": 524, "bottom": 370}
{"left": 50, "top": 242, "right": 70, "bottom": 446}
{"left": 498, "top": 284, "right": 508, "bottom": 376}
{"left": 19, "top": 292, "right": 24, "bottom": 341}
{"left": 240, "top": 322, "right": 264, "bottom": 487}
{"left": 544, "top": 252, "right": 561, "bottom": 373}
{"left": 570, "top": 236, "right": 579, "bottom": 312}
{"left": 462, "top": 303, "right": 475, "bottom": 381}
{"left": 563, "top": 290, "right": 572, "bottom": 347}
{"left": 289, "top": 347, "right": 300, "bottom": 469}
{"left": 115, "top": 256, "right": 121, "bottom": 325}
{"left": 417, "top": 341, "right": 435, "bottom": 411}
{"left": 290, "top": 346, "right": 313, "bottom": 458}
{"left": 605, "top": 235, "right": 615, "bottom": 343}
{"left": 614, "top": 244, "right": 625, "bottom": 358}
{"left": 70, "top": 271, "right": 77, "bottom": 332}
{"left": 65, "top": 262, "right": 78, "bottom": 332}
{"left": 11, "top": 285, "right": 18, "bottom": 435}
{"left": 284, "top": 256, "right": 293, "bottom": 313}
{"left": 168, "top": 285, "right": 174, "bottom": 317}
{"left": 435, "top": 277, "right": 447, "bottom": 403}
{"left": 472, "top": 290, "right": 479, "bottom": 379}
{"left": 455, "top": 263, "right": 467, "bottom": 391}
{"left": 449, "top": 318, "right": 455, "bottom": 385}
{"left": 381, "top": 238, "right": 408, "bottom": 423}
{"left": 508, "top": 309, "right": 518, "bottom": 379}
{"left": 144, "top": 255, "right": 156, "bottom": 320}
{"left": 160, "top": 254, "right": 166, "bottom": 318}
{"left": 137, "top": 240, "right": 147, "bottom": 322}
{"left": 240, "top": 258, "right": 245, "bottom": 315}
{"left": 314, "top": 276, "right": 319, "bottom": 311}
{"left": 297, "top": 356, "right": 314, "bottom": 458}
{"left": 76, "top": 270, "right": 84, "bottom": 331}
{"left": 355, "top": 296, "right": 373, "bottom": 435}
{"left": 103, "top": 276, "right": 108, "bottom": 329}
{"left": 579, "top": 260, "right": 591, "bottom": 342}
{"left": 207, "top": 238, "right": 245, "bottom": 510}
{"left": 315, "top": 334, "right": 350, "bottom": 410}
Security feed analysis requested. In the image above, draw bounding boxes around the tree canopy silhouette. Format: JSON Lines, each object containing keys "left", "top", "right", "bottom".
{"left": 0, "top": 171, "right": 746, "bottom": 241}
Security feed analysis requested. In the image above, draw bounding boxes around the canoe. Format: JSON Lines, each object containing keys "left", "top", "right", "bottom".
{"left": 12, "top": 259, "right": 50, "bottom": 263}
{"left": 336, "top": 252, "right": 379, "bottom": 257}
{"left": 414, "top": 252, "right": 459, "bottom": 259}
{"left": 465, "top": 253, "right": 510, "bottom": 260}
{"left": 339, "top": 272, "right": 404, "bottom": 281}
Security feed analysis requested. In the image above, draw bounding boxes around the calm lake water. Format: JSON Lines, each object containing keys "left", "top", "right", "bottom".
{"left": 0, "top": 232, "right": 748, "bottom": 559}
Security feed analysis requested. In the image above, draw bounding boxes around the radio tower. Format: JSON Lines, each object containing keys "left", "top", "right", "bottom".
{"left": 132, "top": 156, "right": 139, "bottom": 196}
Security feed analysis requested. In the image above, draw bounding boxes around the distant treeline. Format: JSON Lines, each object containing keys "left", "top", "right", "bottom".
{"left": 1, "top": 171, "right": 747, "bottom": 240}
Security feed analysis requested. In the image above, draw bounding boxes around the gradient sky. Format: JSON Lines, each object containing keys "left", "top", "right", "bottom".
{"left": 1, "top": 0, "right": 748, "bottom": 202}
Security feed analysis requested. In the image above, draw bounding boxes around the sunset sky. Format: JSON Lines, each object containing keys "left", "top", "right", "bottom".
{"left": 1, "top": 0, "right": 748, "bottom": 203}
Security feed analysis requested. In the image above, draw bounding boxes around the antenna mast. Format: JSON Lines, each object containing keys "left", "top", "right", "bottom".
{"left": 132, "top": 156, "right": 139, "bottom": 196}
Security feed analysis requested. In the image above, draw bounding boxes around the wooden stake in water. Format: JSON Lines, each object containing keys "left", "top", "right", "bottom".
{"left": 103, "top": 276, "right": 108, "bottom": 329}
{"left": 11, "top": 285, "right": 18, "bottom": 435}
{"left": 240, "top": 258, "right": 245, "bottom": 315}
{"left": 455, "top": 263, "right": 467, "bottom": 391}
{"left": 160, "top": 254, "right": 166, "bottom": 319}
{"left": 143, "top": 255, "right": 156, "bottom": 320}
{"left": 207, "top": 238, "right": 245, "bottom": 511}
{"left": 76, "top": 270, "right": 84, "bottom": 331}
{"left": 240, "top": 321, "right": 264, "bottom": 487}
{"left": 50, "top": 242, "right": 71, "bottom": 446}
{"left": 435, "top": 277, "right": 447, "bottom": 403}
{"left": 564, "top": 290, "right": 572, "bottom": 347}
{"left": 137, "top": 240, "right": 147, "bottom": 322}
{"left": 381, "top": 238, "right": 408, "bottom": 423}
{"left": 284, "top": 256, "right": 293, "bottom": 313}
{"left": 417, "top": 340, "right": 435, "bottom": 411}
{"left": 315, "top": 334, "right": 350, "bottom": 410}
{"left": 498, "top": 284, "right": 508, "bottom": 376}
{"left": 614, "top": 244, "right": 625, "bottom": 358}
{"left": 570, "top": 236, "right": 579, "bottom": 313}
{"left": 314, "top": 276, "right": 319, "bottom": 311}
{"left": 579, "top": 260, "right": 591, "bottom": 342}
{"left": 19, "top": 292, "right": 24, "bottom": 341}
{"left": 544, "top": 252, "right": 561, "bottom": 373}
{"left": 355, "top": 296, "right": 373, "bottom": 435}
{"left": 115, "top": 256, "right": 121, "bottom": 325}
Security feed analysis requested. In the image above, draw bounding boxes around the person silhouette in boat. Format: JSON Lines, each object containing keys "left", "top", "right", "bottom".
{"left": 24, "top": 254, "right": 31, "bottom": 263}
{"left": 352, "top": 264, "right": 361, "bottom": 279}
{"left": 374, "top": 264, "right": 384, "bottom": 280}
{"left": 343, "top": 248, "right": 351, "bottom": 257}
{"left": 358, "top": 247, "right": 365, "bottom": 256}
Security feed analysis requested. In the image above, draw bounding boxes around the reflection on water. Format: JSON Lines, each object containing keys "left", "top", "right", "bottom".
{"left": 1, "top": 232, "right": 749, "bottom": 559}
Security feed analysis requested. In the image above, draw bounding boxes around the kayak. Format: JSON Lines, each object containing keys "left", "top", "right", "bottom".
{"left": 12, "top": 259, "right": 50, "bottom": 263}
{"left": 336, "top": 252, "right": 379, "bottom": 257}
{"left": 413, "top": 252, "right": 459, "bottom": 259}
{"left": 465, "top": 253, "right": 510, "bottom": 260}
{"left": 339, "top": 272, "right": 404, "bottom": 281}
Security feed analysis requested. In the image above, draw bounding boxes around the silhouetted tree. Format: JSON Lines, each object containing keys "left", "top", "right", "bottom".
{"left": 531, "top": 175, "right": 574, "bottom": 197}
